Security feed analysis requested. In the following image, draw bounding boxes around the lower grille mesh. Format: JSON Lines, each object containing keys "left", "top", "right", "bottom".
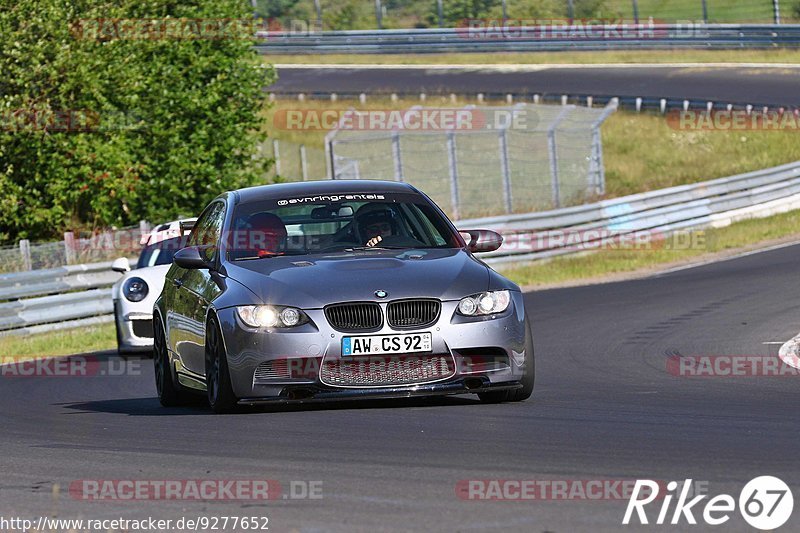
{"left": 321, "top": 354, "right": 455, "bottom": 387}
{"left": 254, "top": 360, "right": 290, "bottom": 381}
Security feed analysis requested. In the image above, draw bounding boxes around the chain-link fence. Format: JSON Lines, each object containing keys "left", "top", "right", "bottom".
{"left": 0, "top": 223, "right": 149, "bottom": 274}
{"left": 255, "top": 0, "right": 794, "bottom": 30}
{"left": 325, "top": 102, "right": 616, "bottom": 220}
{"left": 258, "top": 138, "right": 328, "bottom": 181}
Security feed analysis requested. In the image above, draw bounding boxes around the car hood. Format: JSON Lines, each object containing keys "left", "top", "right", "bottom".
{"left": 223, "top": 248, "right": 492, "bottom": 308}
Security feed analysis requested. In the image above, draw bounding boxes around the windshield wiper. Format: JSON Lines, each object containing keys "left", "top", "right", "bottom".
{"left": 343, "top": 246, "right": 407, "bottom": 252}
{"left": 234, "top": 251, "right": 285, "bottom": 261}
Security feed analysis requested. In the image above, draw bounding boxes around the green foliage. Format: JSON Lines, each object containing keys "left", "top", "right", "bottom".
{"left": 322, "top": 0, "right": 373, "bottom": 30}
{"left": 0, "top": 0, "right": 274, "bottom": 243}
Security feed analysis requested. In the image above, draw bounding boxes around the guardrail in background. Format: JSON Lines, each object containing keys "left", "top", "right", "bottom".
{"left": 0, "top": 261, "right": 122, "bottom": 336}
{"left": 3, "top": 159, "right": 800, "bottom": 335}
{"left": 256, "top": 24, "right": 800, "bottom": 54}
{"left": 462, "top": 160, "right": 800, "bottom": 265}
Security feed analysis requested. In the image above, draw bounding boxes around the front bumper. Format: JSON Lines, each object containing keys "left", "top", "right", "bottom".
{"left": 238, "top": 376, "right": 521, "bottom": 405}
{"left": 114, "top": 302, "right": 154, "bottom": 352}
{"left": 215, "top": 292, "right": 530, "bottom": 400}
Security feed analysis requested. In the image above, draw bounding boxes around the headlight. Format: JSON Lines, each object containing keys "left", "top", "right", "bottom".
{"left": 123, "top": 277, "right": 149, "bottom": 302}
{"left": 236, "top": 305, "right": 308, "bottom": 328}
{"left": 457, "top": 290, "right": 511, "bottom": 316}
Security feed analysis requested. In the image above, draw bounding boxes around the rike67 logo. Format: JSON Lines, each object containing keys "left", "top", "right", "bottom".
{"left": 623, "top": 476, "right": 793, "bottom": 530}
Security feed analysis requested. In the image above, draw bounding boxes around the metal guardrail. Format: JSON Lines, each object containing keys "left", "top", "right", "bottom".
{"left": 458, "top": 160, "right": 800, "bottom": 265}
{"left": 3, "top": 160, "right": 800, "bottom": 334}
{"left": 0, "top": 261, "right": 121, "bottom": 336}
{"left": 257, "top": 24, "right": 800, "bottom": 54}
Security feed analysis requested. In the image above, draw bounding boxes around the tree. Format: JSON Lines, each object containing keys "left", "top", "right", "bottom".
{"left": 0, "top": 0, "right": 274, "bottom": 243}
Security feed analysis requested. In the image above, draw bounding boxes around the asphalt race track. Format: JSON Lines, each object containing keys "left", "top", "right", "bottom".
{"left": 269, "top": 65, "right": 800, "bottom": 108}
{"left": 2, "top": 243, "right": 800, "bottom": 532}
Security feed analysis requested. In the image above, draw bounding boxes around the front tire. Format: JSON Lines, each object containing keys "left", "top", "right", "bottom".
{"left": 154, "top": 317, "right": 191, "bottom": 407}
{"left": 479, "top": 321, "right": 535, "bottom": 404}
{"left": 205, "top": 316, "right": 237, "bottom": 413}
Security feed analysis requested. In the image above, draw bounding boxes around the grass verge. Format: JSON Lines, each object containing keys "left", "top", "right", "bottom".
{"left": 0, "top": 323, "right": 117, "bottom": 362}
{"left": 504, "top": 209, "right": 800, "bottom": 288}
{"left": 271, "top": 50, "right": 800, "bottom": 66}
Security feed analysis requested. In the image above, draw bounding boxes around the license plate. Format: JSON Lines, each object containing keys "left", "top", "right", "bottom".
{"left": 342, "top": 332, "right": 432, "bottom": 356}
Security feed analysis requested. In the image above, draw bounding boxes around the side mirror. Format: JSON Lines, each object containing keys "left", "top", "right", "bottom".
{"left": 174, "top": 246, "right": 213, "bottom": 270}
{"left": 111, "top": 257, "right": 131, "bottom": 273}
{"left": 462, "top": 229, "right": 504, "bottom": 253}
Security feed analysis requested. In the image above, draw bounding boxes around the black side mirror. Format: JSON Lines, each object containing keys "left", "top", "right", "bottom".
{"left": 461, "top": 229, "right": 504, "bottom": 253}
{"left": 174, "top": 246, "right": 213, "bottom": 269}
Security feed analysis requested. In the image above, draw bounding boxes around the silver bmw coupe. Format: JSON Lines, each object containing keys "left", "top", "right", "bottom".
{"left": 154, "top": 180, "right": 534, "bottom": 412}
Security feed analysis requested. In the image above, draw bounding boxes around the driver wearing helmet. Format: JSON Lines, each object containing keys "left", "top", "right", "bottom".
{"left": 355, "top": 203, "right": 398, "bottom": 247}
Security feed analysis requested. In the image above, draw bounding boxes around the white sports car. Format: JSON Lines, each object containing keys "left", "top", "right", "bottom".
{"left": 111, "top": 218, "right": 195, "bottom": 354}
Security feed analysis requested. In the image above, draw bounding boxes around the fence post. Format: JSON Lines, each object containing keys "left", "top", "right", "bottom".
{"left": 437, "top": 0, "right": 444, "bottom": 27}
{"left": 391, "top": 132, "right": 405, "bottom": 182}
{"left": 326, "top": 140, "right": 336, "bottom": 179}
{"left": 547, "top": 106, "right": 573, "bottom": 209}
{"left": 19, "top": 239, "right": 32, "bottom": 271}
{"left": 446, "top": 131, "right": 460, "bottom": 219}
{"left": 375, "top": 0, "right": 383, "bottom": 29}
{"left": 498, "top": 128, "right": 513, "bottom": 214}
{"left": 273, "top": 139, "right": 281, "bottom": 176}
{"left": 64, "top": 232, "right": 76, "bottom": 265}
{"left": 632, "top": 0, "right": 639, "bottom": 23}
{"left": 300, "top": 144, "right": 309, "bottom": 181}
{"left": 773, "top": 0, "right": 781, "bottom": 23}
{"left": 589, "top": 129, "right": 604, "bottom": 196}
{"left": 567, "top": 0, "right": 575, "bottom": 20}
{"left": 701, "top": 0, "right": 709, "bottom": 23}
{"left": 313, "top": 0, "right": 322, "bottom": 30}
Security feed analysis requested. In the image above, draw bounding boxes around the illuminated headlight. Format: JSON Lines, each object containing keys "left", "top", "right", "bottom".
{"left": 236, "top": 305, "right": 308, "bottom": 328}
{"left": 123, "top": 277, "right": 149, "bottom": 302}
{"left": 457, "top": 290, "right": 511, "bottom": 316}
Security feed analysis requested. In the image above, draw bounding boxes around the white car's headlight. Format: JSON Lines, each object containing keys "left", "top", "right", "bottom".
{"left": 236, "top": 305, "right": 308, "bottom": 328}
{"left": 123, "top": 277, "right": 149, "bottom": 302}
{"left": 457, "top": 290, "right": 511, "bottom": 316}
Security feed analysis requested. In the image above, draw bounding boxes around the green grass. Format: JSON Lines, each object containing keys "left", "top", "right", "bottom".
{"left": 504, "top": 208, "right": 800, "bottom": 287}
{"left": 604, "top": 0, "right": 775, "bottom": 23}
{"left": 0, "top": 323, "right": 117, "bottom": 361}
{"left": 270, "top": 49, "right": 800, "bottom": 65}
{"left": 602, "top": 112, "right": 800, "bottom": 197}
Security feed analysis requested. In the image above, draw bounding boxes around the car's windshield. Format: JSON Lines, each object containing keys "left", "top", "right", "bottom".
{"left": 227, "top": 193, "right": 461, "bottom": 261}
{"left": 136, "top": 236, "right": 188, "bottom": 268}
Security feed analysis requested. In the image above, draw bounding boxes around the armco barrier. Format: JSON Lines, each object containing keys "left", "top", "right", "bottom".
{"left": 257, "top": 24, "right": 800, "bottom": 54}
{"left": 0, "top": 261, "right": 121, "bottom": 336}
{"left": 3, "top": 160, "right": 800, "bottom": 334}
{"left": 459, "top": 160, "right": 800, "bottom": 265}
